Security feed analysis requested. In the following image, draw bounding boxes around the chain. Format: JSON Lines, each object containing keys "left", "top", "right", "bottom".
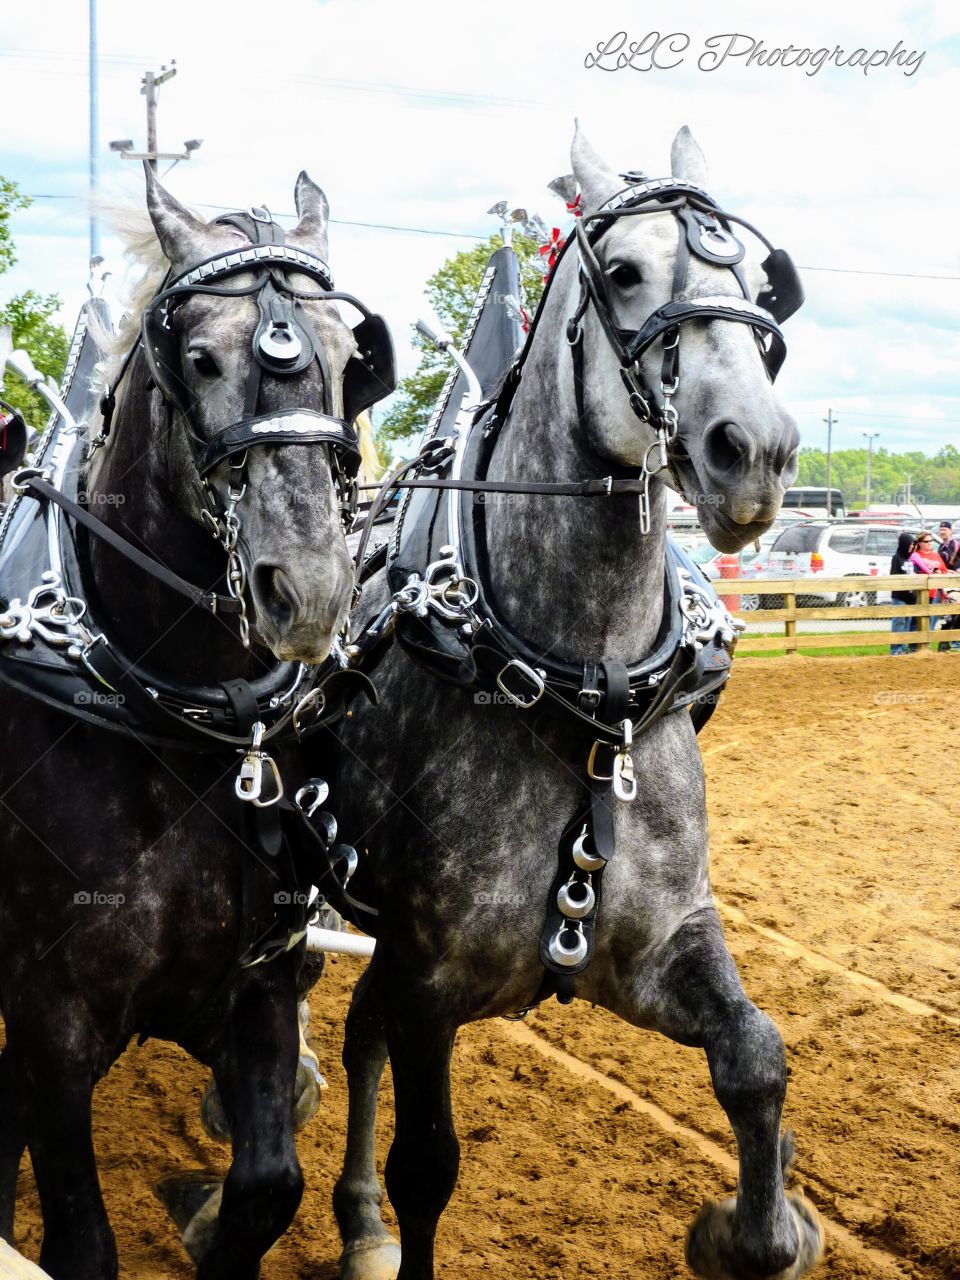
{"left": 203, "top": 456, "right": 251, "bottom": 649}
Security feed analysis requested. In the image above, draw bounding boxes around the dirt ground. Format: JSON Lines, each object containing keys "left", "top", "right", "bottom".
{"left": 7, "top": 654, "right": 960, "bottom": 1280}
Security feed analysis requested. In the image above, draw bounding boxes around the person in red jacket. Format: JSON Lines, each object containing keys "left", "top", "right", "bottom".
{"left": 911, "top": 533, "right": 950, "bottom": 643}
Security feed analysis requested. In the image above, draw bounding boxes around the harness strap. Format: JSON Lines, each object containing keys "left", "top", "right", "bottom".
{"left": 78, "top": 631, "right": 302, "bottom": 750}
{"left": 589, "top": 659, "right": 629, "bottom": 861}
{"left": 21, "top": 475, "right": 242, "bottom": 616}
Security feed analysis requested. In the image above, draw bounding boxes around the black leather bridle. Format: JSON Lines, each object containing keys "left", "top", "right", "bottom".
{"left": 91, "top": 205, "right": 397, "bottom": 644}
{"left": 568, "top": 175, "right": 803, "bottom": 426}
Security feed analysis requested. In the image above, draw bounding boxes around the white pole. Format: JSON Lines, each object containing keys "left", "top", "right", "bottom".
{"left": 88, "top": 0, "right": 100, "bottom": 257}
{"left": 306, "top": 925, "right": 375, "bottom": 958}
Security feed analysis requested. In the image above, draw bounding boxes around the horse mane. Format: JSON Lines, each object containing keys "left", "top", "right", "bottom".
{"left": 87, "top": 198, "right": 172, "bottom": 388}
{"left": 84, "top": 199, "right": 179, "bottom": 483}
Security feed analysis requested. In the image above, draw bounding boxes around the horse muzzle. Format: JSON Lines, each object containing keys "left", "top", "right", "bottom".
{"left": 250, "top": 560, "right": 353, "bottom": 663}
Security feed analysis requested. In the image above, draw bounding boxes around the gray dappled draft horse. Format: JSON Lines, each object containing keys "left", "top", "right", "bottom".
{"left": 322, "top": 126, "right": 825, "bottom": 1280}
{"left": 0, "top": 170, "right": 361, "bottom": 1280}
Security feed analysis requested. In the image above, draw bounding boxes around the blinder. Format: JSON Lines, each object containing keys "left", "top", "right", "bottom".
{"left": 0, "top": 399, "right": 29, "bottom": 477}
{"left": 573, "top": 176, "right": 804, "bottom": 423}
{"left": 343, "top": 313, "right": 396, "bottom": 425}
{"left": 757, "top": 248, "right": 804, "bottom": 324}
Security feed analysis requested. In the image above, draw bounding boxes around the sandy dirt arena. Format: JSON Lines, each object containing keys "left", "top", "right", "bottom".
{"left": 6, "top": 654, "right": 960, "bottom": 1279}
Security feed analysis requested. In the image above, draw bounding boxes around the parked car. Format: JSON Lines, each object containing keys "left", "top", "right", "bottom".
{"left": 688, "top": 542, "right": 766, "bottom": 611}
{"left": 762, "top": 522, "right": 909, "bottom": 607}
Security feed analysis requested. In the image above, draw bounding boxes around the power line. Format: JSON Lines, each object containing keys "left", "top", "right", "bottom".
{"left": 823, "top": 410, "right": 960, "bottom": 424}
{"left": 15, "top": 189, "right": 960, "bottom": 267}
{"left": 18, "top": 193, "right": 960, "bottom": 269}
{"left": 797, "top": 265, "right": 960, "bottom": 282}
{"left": 0, "top": 49, "right": 535, "bottom": 107}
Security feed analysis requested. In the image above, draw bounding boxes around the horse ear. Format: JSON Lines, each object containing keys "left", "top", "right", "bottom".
{"left": 570, "top": 121, "right": 620, "bottom": 213}
{"left": 670, "top": 126, "right": 709, "bottom": 187}
{"left": 290, "top": 171, "right": 330, "bottom": 259}
{"left": 143, "top": 163, "right": 208, "bottom": 271}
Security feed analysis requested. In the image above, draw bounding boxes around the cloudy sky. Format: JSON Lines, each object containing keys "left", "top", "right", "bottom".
{"left": 1, "top": 0, "right": 958, "bottom": 457}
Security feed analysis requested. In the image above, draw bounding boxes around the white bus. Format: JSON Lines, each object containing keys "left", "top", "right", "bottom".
{"left": 783, "top": 486, "right": 846, "bottom": 518}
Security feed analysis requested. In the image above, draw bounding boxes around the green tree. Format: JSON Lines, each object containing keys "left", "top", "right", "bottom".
{"left": 796, "top": 445, "right": 960, "bottom": 506}
{"left": 0, "top": 178, "right": 70, "bottom": 429}
{"left": 378, "top": 232, "right": 547, "bottom": 450}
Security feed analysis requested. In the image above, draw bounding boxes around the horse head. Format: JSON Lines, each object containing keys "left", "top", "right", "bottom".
{"left": 138, "top": 170, "right": 389, "bottom": 662}
{"left": 567, "top": 125, "right": 801, "bottom": 551}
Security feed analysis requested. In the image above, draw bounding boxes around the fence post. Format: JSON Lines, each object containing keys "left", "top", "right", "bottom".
{"left": 916, "top": 575, "right": 932, "bottom": 649}
{"left": 784, "top": 588, "right": 797, "bottom": 654}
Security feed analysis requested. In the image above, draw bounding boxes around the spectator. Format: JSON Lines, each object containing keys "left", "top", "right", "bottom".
{"left": 938, "top": 520, "right": 960, "bottom": 571}
{"left": 890, "top": 531, "right": 918, "bottom": 655}
{"left": 911, "top": 532, "right": 949, "bottom": 642}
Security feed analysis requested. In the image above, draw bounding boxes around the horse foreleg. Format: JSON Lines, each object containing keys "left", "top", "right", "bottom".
{"left": 190, "top": 966, "right": 304, "bottom": 1280}
{"left": 334, "top": 964, "right": 400, "bottom": 1280}
{"left": 6, "top": 1019, "right": 116, "bottom": 1280}
{"left": 0, "top": 1052, "right": 26, "bottom": 1243}
{"left": 628, "top": 909, "right": 823, "bottom": 1280}
{"left": 382, "top": 968, "right": 459, "bottom": 1280}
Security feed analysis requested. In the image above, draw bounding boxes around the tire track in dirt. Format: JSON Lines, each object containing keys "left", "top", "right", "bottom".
{"left": 715, "top": 901, "right": 960, "bottom": 1027}
{"left": 498, "top": 1019, "right": 914, "bottom": 1280}
{"left": 499, "top": 1018, "right": 921, "bottom": 1280}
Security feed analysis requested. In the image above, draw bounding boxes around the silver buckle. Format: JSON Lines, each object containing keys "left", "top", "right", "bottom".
{"left": 495, "top": 659, "right": 545, "bottom": 709}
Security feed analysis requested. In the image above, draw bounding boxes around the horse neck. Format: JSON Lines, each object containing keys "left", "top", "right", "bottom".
{"left": 85, "top": 362, "right": 256, "bottom": 681}
{"left": 483, "top": 263, "right": 667, "bottom": 662}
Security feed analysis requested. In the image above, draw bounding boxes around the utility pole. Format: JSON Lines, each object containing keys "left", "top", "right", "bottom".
{"left": 110, "top": 63, "right": 202, "bottom": 173}
{"left": 823, "top": 408, "right": 836, "bottom": 515}
{"left": 88, "top": 0, "right": 99, "bottom": 257}
{"left": 862, "top": 431, "right": 880, "bottom": 509}
{"left": 141, "top": 64, "right": 178, "bottom": 174}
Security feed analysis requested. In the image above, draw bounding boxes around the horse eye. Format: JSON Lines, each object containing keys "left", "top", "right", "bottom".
{"left": 606, "top": 262, "right": 642, "bottom": 289}
{"left": 187, "top": 349, "right": 221, "bottom": 379}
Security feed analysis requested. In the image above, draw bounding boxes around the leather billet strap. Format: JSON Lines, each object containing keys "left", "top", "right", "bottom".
{"left": 535, "top": 659, "right": 629, "bottom": 1002}
{"left": 20, "top": 474, "right": 242, "bottom": 617}
{"left": 197, "top": 410, "right": 361, "bottom": 477}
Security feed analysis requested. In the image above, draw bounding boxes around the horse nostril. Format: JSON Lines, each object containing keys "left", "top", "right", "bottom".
{"left": 252, "top": 563, "right": 302, "bottom": 628}
{"left": 702, "top": 420, "right": 756, "bottom": 480}
{"left": 774, "top": 423, "right": 801, "bottom": 476}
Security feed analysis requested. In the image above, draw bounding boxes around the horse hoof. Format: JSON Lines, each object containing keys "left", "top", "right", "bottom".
{"left": 339, "top": 1237, "right": 402, "bottom": 1280}
{"left": 154, "top": 1174, "right": 224, "bottom": 1264}
{"left": 685, "top": 1191, "right": 823, "bottom": 1279}
{"left": 199, "top": 1079, "right": 231, "bottom": 1143}
{"left": 293, "top": 1055, "right": 325, "bottom": 1132}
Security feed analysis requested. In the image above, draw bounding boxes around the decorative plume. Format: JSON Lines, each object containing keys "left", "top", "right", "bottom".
{"left": 547, "top": 174, "right": 582, "bottom": 218}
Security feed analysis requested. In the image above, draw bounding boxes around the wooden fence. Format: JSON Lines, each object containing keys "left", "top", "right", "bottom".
{"left": 713, "top": 573, "right": 960, "bottom": 654}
